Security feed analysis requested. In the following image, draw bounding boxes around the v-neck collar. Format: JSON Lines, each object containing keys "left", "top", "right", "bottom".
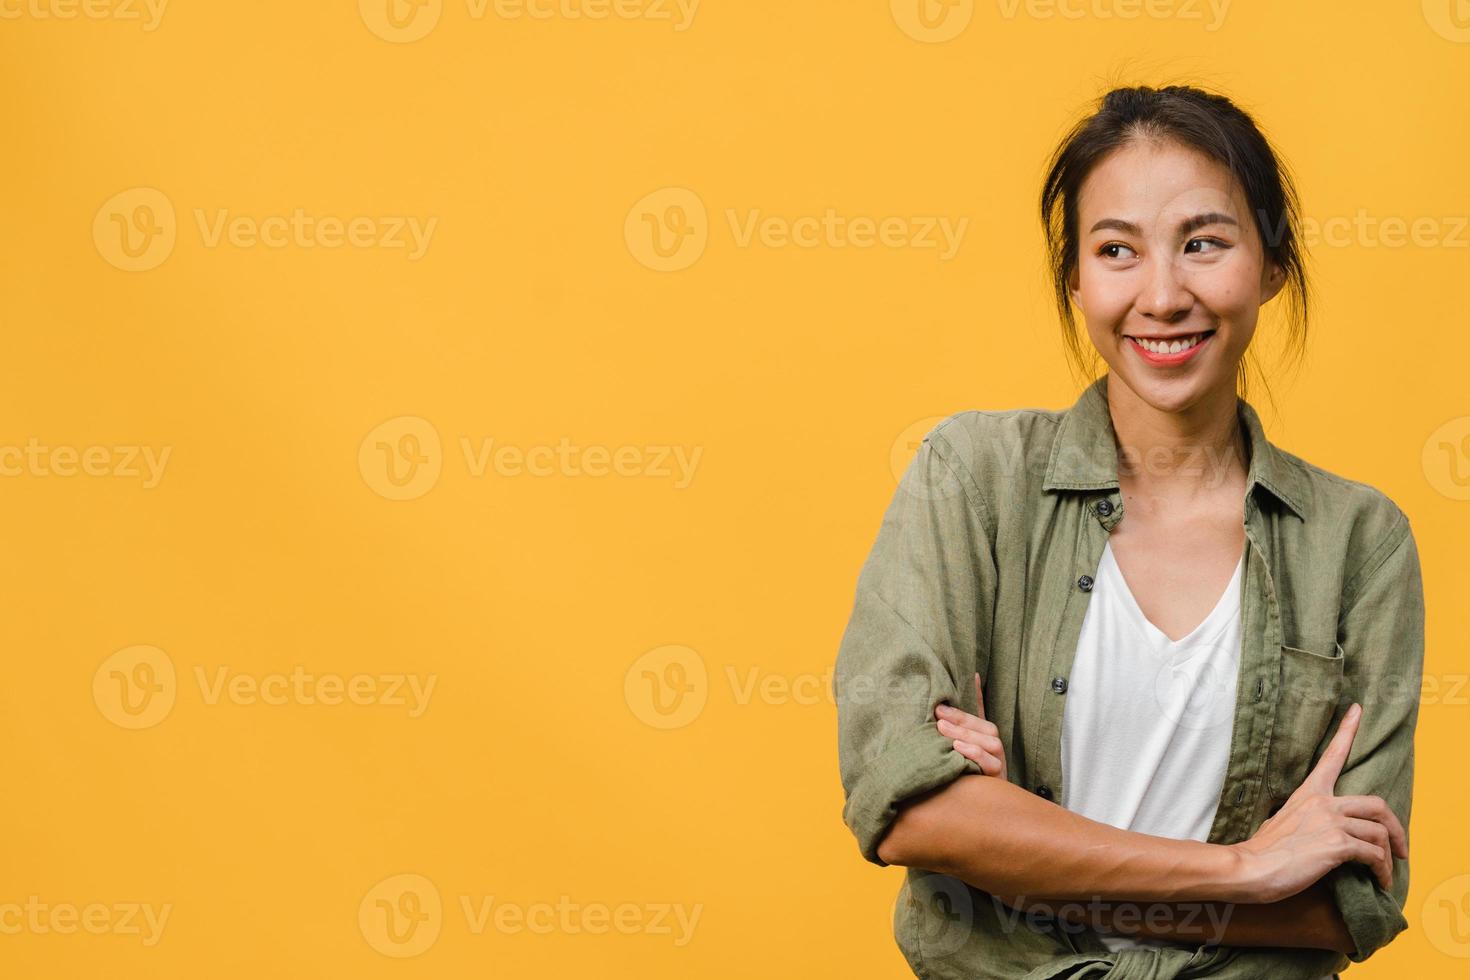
{"left": 1099, "top": 540, "right": 1245, "bottom": 650}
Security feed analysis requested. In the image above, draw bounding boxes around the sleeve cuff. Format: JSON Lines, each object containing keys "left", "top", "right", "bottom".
{"left": 1325, "top": 861, "right": 1408, "bottom": 961}
{"left": 842, "top": 722, "right": 982, "bottom": 866}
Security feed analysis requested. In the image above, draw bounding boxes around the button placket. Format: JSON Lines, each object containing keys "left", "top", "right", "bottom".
{"left": 1205, "top": 515, "right": 1282, "bottom": 844}
{"left": 1252, "top": 525, "right": 1292, "bottom": 814}
{"left": 1036, "top": 493, "right": 1113, "bottom": 812}
{"left": 1246, "top": 524, "right": 1287, "bottom": 828}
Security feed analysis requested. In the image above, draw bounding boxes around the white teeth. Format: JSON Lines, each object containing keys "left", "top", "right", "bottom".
{"left": 1133, "top": 333, "right": 1206, "bottom": 355}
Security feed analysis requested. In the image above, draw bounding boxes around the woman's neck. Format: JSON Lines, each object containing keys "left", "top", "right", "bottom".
{"left": 1105, "top": 375, "right": 1249, "bottom": 501}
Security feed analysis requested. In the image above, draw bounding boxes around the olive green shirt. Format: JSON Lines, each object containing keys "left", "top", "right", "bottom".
{"left": 834, "top": 374, "right": 1424, "bottom": 979}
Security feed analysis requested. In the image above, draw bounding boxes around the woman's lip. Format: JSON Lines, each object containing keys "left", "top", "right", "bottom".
{"left": 1126, "top": 332, "right": 1214, "bottom": 366}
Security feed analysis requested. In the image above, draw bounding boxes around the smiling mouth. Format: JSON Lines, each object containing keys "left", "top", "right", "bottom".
{"left": 1126, "top": 329, "right": 1216, "bottom": 356}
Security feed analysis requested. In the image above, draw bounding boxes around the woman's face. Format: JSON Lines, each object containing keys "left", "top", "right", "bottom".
{"left": 1069, "top": 138, "right": 1286, "bottom": 414}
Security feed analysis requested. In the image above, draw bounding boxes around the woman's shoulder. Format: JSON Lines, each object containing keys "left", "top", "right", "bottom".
{"left": 1271, "top": 445, "right": 1408, "bottom": 524}
{"left": 917, "top": 406, "right": 1065, "bottom": 507}
{"left": 1266, "top": 444, "right": 1414, "bottom": 583}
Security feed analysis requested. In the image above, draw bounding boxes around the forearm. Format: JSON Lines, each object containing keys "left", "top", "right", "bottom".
{"left": 1000, "top": 879, "right": 1353, "bottom": 953}
{"left": 880, "top": 775, "right": 1249, "bottom": 903}
{"left": 1211, "top": 880, "right": 1351, "bottom": 952}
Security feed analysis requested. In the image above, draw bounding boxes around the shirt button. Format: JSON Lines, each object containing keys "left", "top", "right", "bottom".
{"left": 1035, "top": 785, "right": 1053, "bottom": 800}
{"left": 1077, "top": 575, "right": 1094, "bottom": 592}
{"left": 1095, "top": 499, "right": 1114, "bottom": 517}
{"left": 1051, "top": 676, "right": 1068, "bottom": 694}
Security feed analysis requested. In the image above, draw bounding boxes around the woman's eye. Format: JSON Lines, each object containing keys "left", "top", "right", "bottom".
{"left": 1185, "top": 237, "right": 1229, "bottom": 255}
{"left": 1098, "top": 242, "right": 1136, "bottom": 259}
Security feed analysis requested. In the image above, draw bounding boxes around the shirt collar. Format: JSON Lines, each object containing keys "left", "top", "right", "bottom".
{"left": 1041, "top": 373, "right": 1309, "bottom": 520}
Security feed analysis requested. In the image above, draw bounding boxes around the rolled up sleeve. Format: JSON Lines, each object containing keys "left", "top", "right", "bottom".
{"left": 1324, "top": 512, "right": 1424, "bottom": 961}
{"left": 833, "top": 419, "right": 996, "bottom": 866}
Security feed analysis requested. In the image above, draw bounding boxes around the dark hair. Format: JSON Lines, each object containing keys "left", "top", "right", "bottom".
{"left": 1039, "top": 84, "right": 1310, "bottom": 405}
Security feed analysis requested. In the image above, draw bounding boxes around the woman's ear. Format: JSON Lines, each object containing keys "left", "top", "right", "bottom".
{"left": 1067, "top": 264, "right": 1081, "bottom": 307}
{"left": 1260, "top": 261, "right": 1287, "bottom": 305}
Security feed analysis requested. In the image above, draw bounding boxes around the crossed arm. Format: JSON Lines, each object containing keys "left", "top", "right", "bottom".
{"left": 876, "top": 678, "right": 1404, "bottom": 955}
{"left": 882, "top": 775, "right": 1353, "bottom": 952}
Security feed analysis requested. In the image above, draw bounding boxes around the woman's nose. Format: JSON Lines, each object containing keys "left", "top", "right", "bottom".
{"left": 1135, "top": 256, "right": 1193, "bottom": 322}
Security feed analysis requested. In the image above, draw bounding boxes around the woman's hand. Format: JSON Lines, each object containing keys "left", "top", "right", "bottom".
{"left": 1229, "top": 702, "right": 1408, "bottom": 904}
{"left": 935, "top": 672, "right": 1007, "bottom": 781}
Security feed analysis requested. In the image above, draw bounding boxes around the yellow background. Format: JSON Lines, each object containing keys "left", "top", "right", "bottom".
{"left": 2, "top": 0, "right": 1468, "bottom": 976}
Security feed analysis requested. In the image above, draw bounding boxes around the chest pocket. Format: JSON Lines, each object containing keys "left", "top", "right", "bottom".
{"left": 1265, "top": 643, "right": 1346, "bottom": 806}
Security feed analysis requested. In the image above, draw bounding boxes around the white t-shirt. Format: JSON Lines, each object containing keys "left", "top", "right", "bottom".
{"left": 1061, "top": 538, "right": 1244, "bottom": 954}
{"left": 1059, "top": 541, "right": 1336, "bottom": 978}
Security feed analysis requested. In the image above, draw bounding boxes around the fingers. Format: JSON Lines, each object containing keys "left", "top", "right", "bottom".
{"left": 935, "top": 704, "right": 999, "bottom": 738}
{"left": 1339, "top": 830, "right": 1393, "bottom": 892}
{"left": 1337, "top": 795, "right": 1409, "bottom": 860}
{"left": 1342, "top": 817, "right": 1394, "bottom": 890}
{"left": 950, "top": 736, "right": 1004, "bottom": 776}
{"left": 938, "top": 681, "right": 1006, "bottom": 779}
{"left": 937, "top": 717, "right": 1002, "bottom": 752}
{"left": 1304, "top": 702, "right": 1361, "bottom": 794}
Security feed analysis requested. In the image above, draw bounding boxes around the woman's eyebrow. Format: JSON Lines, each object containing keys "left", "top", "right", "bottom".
{"left": 1088, "top": 212, "right": 1241, "bottom": 235}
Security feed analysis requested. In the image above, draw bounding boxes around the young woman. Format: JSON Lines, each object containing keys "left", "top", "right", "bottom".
{"left": 834, "top": 85, "right": 1424, "bottom": 980}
